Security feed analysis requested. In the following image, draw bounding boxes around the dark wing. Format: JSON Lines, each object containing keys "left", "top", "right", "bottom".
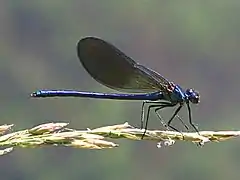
{"left": 77, "top": 37, "right": 171, "bottom": 93}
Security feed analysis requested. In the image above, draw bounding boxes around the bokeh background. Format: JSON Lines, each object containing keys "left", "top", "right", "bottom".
{"left": 1, "top": 1, "right": 240, "bottom": 180}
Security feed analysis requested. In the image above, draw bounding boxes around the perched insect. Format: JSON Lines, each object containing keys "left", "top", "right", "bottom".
{"left": 31, "top": 37, "right": 200, "bottom": 136}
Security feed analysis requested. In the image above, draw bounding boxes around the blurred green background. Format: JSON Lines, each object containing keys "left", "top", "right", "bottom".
{"left": 1, "top": 1, "right": 240, "bottom": 180}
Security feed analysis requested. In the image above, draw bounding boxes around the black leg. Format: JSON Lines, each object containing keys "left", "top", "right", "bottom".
{"left": 140, "top": 101, "right": 172, "bottom": 139}
{"left": 141, "top": 104, "right": 154, "bottom": 139}
{"left": 154, "top": 107, "right": 168, "bottom": 130}
{"left": 186, "top": 103, "right": 199, "bottom": 133}
{"left": 166, "top": 104, "right": 183, "bottom": 133}
{"left": 155, "top": 104, "right": 188, "bottom": 132}
{"left": 176, "top": 115, "right": 189, "bottom": 130}
{"left": 155, "top": 106, "right": 189, "bottom": 131}
{"left": 140, "top": 101, "right": 147, "bottom": 129}
{"left": 140, "top": 101, "right": 170, "bottom": 129}
{"left": 154, "top": 104, "right": 175, "bottom": 130}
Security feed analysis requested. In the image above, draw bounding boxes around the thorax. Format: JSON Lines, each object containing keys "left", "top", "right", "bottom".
{"left": 163, "top": 84, "right": 186, "bottom": 104}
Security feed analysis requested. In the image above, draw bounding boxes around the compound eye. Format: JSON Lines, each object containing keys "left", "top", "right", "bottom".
{"left": 186, "top": 88, "right": 200, "bottom": 104}
{"left": 190, "top": 95, "right": 200, "bottom": 104}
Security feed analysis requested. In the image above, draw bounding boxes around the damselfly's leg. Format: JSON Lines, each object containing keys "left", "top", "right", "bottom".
{"left": 176, "top": 116, "right": 189, "bottom": 130}
{"left": 155, "top": 106, "right": 189, "bottom": 131}
{"left": 141, "top": 101, "right": 169, "bottom": 129}
{"left": 140, "top": 101, "right": 148, "bottom": 129}
{"left": 141, "top": 101, "right": 172, "bottom": 139}
{"left": 165, "top": 104, "right": 183, "bottom": 133}
{"left": 154, "top": 108, "right": 168, "bottom": 130}
{"left": 186, "top": 103, "right": 199, "bottom": 134}
{"left": 153, "top": 102, "right": 175, "bottom": 130}
{"left": 154, "top": 106, "right": 172, "bottom": 130}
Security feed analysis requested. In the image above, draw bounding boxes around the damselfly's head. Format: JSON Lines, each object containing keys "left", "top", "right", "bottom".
{"left": 185, "top": 88, "right": 200, "bottom": 104}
